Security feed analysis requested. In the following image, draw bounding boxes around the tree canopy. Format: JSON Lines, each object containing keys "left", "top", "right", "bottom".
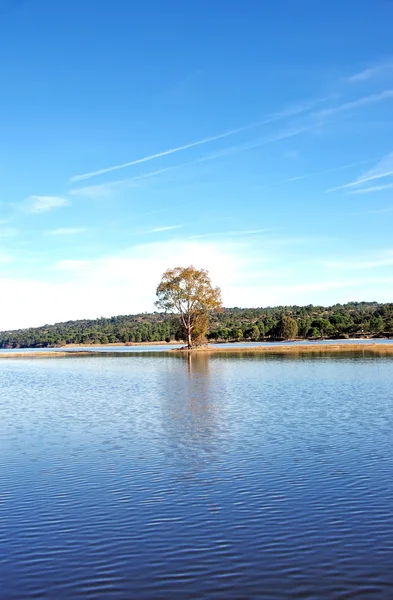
{"left": 276, "top": 315, "right": 298, "bottom": 339}
{"left": 155, "top": 266, "right": 223, "bottom": 348}
{"left": 0, "top": 301, "right": 392, "bottom": 349}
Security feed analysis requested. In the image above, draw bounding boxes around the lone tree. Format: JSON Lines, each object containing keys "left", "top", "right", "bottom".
{"left": 155, "top": 266, "right": 222, "bottom": 349}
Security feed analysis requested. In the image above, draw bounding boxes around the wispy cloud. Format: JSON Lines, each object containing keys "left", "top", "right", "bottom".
{"left": 211, "top": 126, "right": 310, "bottom": 158}
{"left": 68, "top": 88, "right": 393, "bottom": 200}
{"left": 350, "top": 206, "right": 393, "bottom": 216}
{"left": 69, "top": 96, "right": 333, "bottom": 183}
{"left": 326, "top": 152, "right": 393, "bottom": 193}
{"left": 28, "top": 196, "right": 70, "bottom": 213}
{"left": 323, "top": 254, "right": 393, "bottom": 270}
{"left": 142, "top": 126, "right": 308, "bottom": 179}
{"left": 67, "top": 124, "right": 310, "bottom": 198}
{"left": 69, "top": 179, "right": 133, "bottom": 199}
{"left": 316, "top": 90, "right": 393, "bottom": 119}
{"left": 69, "top": 125, "right": 261, "bottom": 183}
{"left": 354, "top": 152, "right": 393, "bottom": 185}
{"left": 47, "top": 227, "right": 87, "bottom": 236}
{"left": 327, "top": 172, "right": 393, "bottom": 193}
{"left": 69, "top": 161, "right": 211, "bottom": 197}
{"left": 150, "top": 225, "right": 183, "bottom": 232}
{"left": 135, "top": 209, "right": 168, "bottom": 217}
{"left": 349, "top": 182, "right": 393, "bottom": 194}
{"left": 257, "top": 157, "right": 379, "bottom": 191}
{"left": 188, "top": 228, "right": 279, "bottom": 240}
{"left": 127, "top": 151, "right": 378, "bottom": 197}
{"left": 348, "top": 60, "right": 393, "bottom": 83}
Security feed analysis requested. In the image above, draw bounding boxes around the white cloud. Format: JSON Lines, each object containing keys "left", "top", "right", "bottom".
{"left": 1, "top": 237, "right": 393, "bottom": 331}
{"left": 150, "top": 225, "right": 183, "bottom": 232}
{"left": 0, "top": 240, "right": 243, "bottom": 329}
{"left": 28, "top": 196, "right": 70, "bottom": 213}
{"left": 47, "top": 228, "right": 86, "bottom": 236}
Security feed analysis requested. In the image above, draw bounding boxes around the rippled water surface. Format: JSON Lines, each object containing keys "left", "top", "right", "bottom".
{"left": 1, "top": 353, "right": 393, "bottom": 599}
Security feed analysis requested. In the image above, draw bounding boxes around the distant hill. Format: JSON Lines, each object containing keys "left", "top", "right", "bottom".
{"left": 1, "top": 302, "right": 392, "bottom": 348}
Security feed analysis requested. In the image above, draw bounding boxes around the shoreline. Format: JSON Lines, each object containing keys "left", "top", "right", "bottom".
{"left": 172, "top": 343, "right": 393, "bottom": 355}
{"left": 1, "top": 342, "right": 393, "bottom": 359}
{"left": 64, "top": 341, "right": 181, "bottom": 347}
{"left": 39, "top": 337, "right": 391, "bottom": 348}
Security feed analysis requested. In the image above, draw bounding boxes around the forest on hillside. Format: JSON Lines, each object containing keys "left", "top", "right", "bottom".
{"left": 0, "top": 302, "right": 392, "bottom": 348}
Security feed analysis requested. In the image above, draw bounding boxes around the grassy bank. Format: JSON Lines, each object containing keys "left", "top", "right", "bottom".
{"left": 172, "top": 343, "right": 393, "bottom": 355}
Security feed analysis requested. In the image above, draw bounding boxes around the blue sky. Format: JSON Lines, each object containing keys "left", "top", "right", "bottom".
{"left": 1, "top": 0, "right": 393, "bottom": 329}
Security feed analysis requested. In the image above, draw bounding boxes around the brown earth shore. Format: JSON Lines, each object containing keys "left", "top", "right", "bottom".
{"left": 172, "top": 343, "right": 393, "bottom": 355}
{"left": 64, "top": 341, "right": 180, "bottom": 347}
{"left": 0, "top": 343, "right": 392, "bottom": 359}
{"left": 0, "top": 351, "right": 95, "bottom": 359}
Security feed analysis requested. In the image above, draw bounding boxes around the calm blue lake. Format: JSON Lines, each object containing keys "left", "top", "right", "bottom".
{"left": 1, "top": 352, "right": 393, "bottom": 598}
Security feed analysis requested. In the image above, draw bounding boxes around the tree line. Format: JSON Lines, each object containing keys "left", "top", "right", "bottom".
{"left": 1, "top": 301, "right": 392, "bottom": 349}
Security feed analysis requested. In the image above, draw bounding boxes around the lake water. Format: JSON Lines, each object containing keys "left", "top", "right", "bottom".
{"left": 1, "top": 352, "right": 393, "bottom": 598}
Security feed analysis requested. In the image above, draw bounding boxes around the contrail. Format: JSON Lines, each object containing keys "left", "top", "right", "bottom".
{"left": 70, "top": 89, "right": 393, "bottom": 184}
{"left": 326, "top": 169, "right": 393, "bottom": 193}
{"left": 254, "top": 157, "right": 380, "bottom": 191}
{"left": 316, "top": 89, "right": 393, "bottom": 119}
{"left": 349, "top": 182, "right": 393, "bottom": 194}
{"left": 69, "top": 96, "right": 332, "bottom": 183}
{"left": 70, "top": 125, "right": 260, "bottom": 182}
{"left": 116, "top": 126, "right": 307, "bottom": 183}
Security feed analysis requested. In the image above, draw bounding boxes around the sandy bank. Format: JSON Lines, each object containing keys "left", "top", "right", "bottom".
{"left": 64, "top": 341, "right": 180, "bottom": 347}
{"left": 170, "top": 343, "right": 393, "bottom": 355}
{"left": 0, "top": 351, "right": 94, "bottom": 359}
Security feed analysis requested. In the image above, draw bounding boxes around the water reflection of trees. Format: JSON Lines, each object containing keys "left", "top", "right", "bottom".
{"left": 141, "top": 350, "right": 361, "bottom": 472}
{"left": 157, "top": 353, "right": 226, "bottom": 472}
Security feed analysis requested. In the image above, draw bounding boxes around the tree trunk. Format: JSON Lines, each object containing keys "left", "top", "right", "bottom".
{"left": 186, "top": 312, "right": 192, "bottom": 349}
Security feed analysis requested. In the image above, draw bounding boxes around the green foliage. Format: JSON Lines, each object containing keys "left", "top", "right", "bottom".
{"left": 0, "top": 301, "right": 392, "bottom": 348}
{"left": 276, "top": 315, "right": 298, "bottom": 339}
{"left": 310, "top": 317, "right": 335, "bottom": 337}
{"left": 250, "top": 325, "right": 260, "bottom": 341}
{"left": 298, "top": 318, "right": 311, "bottom": 337}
